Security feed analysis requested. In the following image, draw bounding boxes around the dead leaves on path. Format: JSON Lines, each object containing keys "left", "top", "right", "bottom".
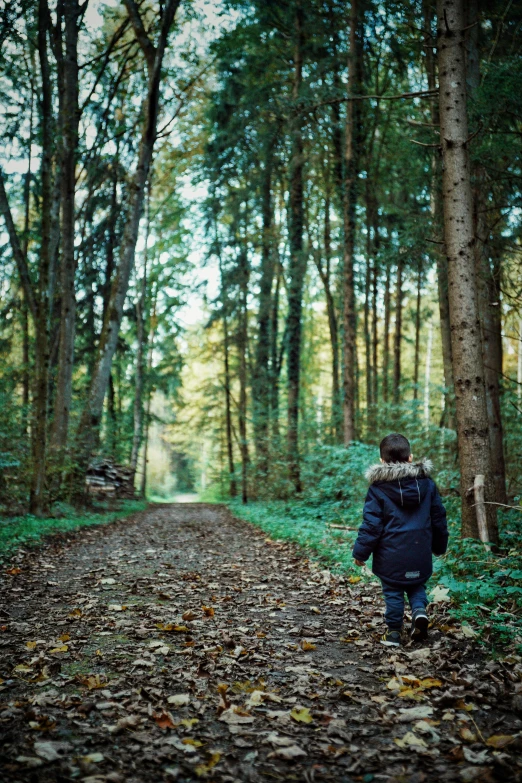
{"left": 1, "top": 505, "right": 522, "bottom": 783}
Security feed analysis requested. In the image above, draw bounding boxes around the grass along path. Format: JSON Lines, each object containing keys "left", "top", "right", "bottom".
{"left": 0, "top": 500, "right": 147, "bottom": 561}
{"left": 1, "top": 503, "right": 521, "bottom": 783}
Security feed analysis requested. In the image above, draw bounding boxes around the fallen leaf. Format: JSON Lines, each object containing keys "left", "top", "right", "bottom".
{"left": 26, "top": 641, "right": 37, "bottom": 650}
{"left": 107, "top": 715, "right": 141, "bottom": 734}
{"left": 245, "top": 689, "right": 264, "bottom": 706}
{"left": 182, "top": 738, "right": 204, "bottom": 747}
{"left": 486, "top": 734, "right": 515, "bottom": 749}
{"left": 157, "top": 623, "right": 188, "bottom": 632}
{"left": 107, "top": 604, "right": 126, "bottom": 612}
{"left": 100, "top": 578, "right": 116, "bottom": 585}
{"left": 348, "top": 576, "right": 361, "bottom": 584}
{"left": 194, "top": 751, "right": 221, "bottom": 777}
{"left": 398, "top": 706, "right": 434, "bottom": 721}
{"left": 33, "top": 741, "right": 69, "bottom": 761}
{"left": 49, "top": 645, "right": 68, "bottom": 654}
{"left": 219, "top": 706, "right": 254, "bottom": 725}
{"left": 459, "top": 727, "right": 477, "bottom": 742}
{"left": 394, "top": 731, "right": 428, "bottom": 749}
{"left": 290, "top": 707, "right": 313, "bottom": 724}
{"left": 167, "top": 693, "right": 190, "bottom": 706}
{"left": 15, "top": 756, "right": 43, "bottom": 768}
{"left": 155, "top": 711, "right": 176, "bottom": 730}
{"left": 179, "top": 718, "right": 199, "bottom": 729}
{"left": 301, "top": 640, "right": 316, "bottom": 651}
{"left": 58, "top": 633, "right": 70, "bottom": 642}
{"left": 68, "top": 608, "right": 83, "bottom": 618}
{"left": 310, "top": 606, "right": 321, "bottom": 614}
{"left": 202, "top": 606, "right": 214, "bottom": 617}
{"left": 268, "top": 745, "right": 307, "bottom": 760}
{"left": 463, "top": 746, "right": 489, "bottom": 764}
{"left": 6, "top": 567, "right": 21, "bottom": 575}
{"left": 81, "top": 753, "right": 104, "bottom": 763}
{"left": 266, "top": 732, "right": 296, "bottom": 747}
{"left": 182, "top": 610, "right": 197, "bottom": 621}
{"left": 460, "top": 624, "right": 477, "bottom": 638}
{"left": 430, "top": 585, "right": 451, "bottom": 603}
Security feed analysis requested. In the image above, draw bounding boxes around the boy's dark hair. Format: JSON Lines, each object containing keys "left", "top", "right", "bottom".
{"left": 380, "top": 433, "right": 411, "bottom": 463}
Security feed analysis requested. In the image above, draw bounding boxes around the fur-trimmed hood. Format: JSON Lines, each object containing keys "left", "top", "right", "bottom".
{"left": 365, "top": 459, "right": 432, "bottom": 485}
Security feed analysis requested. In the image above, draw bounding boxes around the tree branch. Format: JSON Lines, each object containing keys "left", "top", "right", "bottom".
{"left": 123, "top": 0, "right": 156, "bottom": 71}
{"left": 0, "top": 169, "right": 37, "bottom": 319}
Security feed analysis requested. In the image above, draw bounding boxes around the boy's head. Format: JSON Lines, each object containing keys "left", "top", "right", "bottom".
{"left": 379, "top": 433, "right": 412, "bottom": 464}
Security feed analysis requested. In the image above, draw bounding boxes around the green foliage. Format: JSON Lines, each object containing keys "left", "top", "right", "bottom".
{"left": 0, "top": 500, "right": 147, "bottom": 560}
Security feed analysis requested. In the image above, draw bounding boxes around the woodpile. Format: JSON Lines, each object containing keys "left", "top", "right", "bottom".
{"left": 86, "top": 460, "right": 135, "bottom": 499}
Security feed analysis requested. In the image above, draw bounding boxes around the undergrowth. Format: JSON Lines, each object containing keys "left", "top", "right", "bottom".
{"left": 230, "top": 442, "right": 522, "bottom": 651}
{"left": 0, "top": 499, "right": 147, "bottom": 560}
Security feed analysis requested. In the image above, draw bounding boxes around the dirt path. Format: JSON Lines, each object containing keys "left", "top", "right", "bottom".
{"left": 1, "top": 504, "right": 521, "bottom": 783}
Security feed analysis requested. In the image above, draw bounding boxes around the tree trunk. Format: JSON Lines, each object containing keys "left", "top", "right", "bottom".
{"left": 51, "top": 0, "right": 82, "bottom": 453}
{"left": 72, "top": 0, "right": 180, "bottom": 493}
{"left": 130, "top": 188, "right": 150, "bottom": 475}
{"left": 466, "top": 0, "right": 507, "bottom": 505}
{"left": 253, "top": 142, "right": 275, "bottom": 476}
{"left": 342, "top": 0, "right": 360, "bottom": 445}
{"left": 223, "top": 308, "right": 237, "bottom": 499}
{"left": 29, "top": 0, "right": 54, "bottom": 515}
{"left": 270, "top": 261, "right": 281, "bottom": 439}
{"left": 413, "top": 262, "right": 422, "bottom": 401}
{"left": 286, "top": 0, "right": 306, "bottom": 492}
{"left": 364, "top": 204, "right": 372, "bottom": 416}
{"left": 423, "top": 0, "right": 455, "bottom": 427}
{"left": 21, "top": 85, "right": 34, "bottom": 434}
{"left": 140, "top": 294, "right": 157, "bottom": 499}
{"left": 436, "top": 0, "right": 497, "bottom": 542}
{"left": 371, "top": 217, "right": 379, "bottom": 408}
{"left": 392, "top": 258, "right": 403, "bottom": 406}
{"left": 238, "top": 247, "right": 249, "bottom": 504}
{"left": 382, "top": 261, "right": 391, "bottom": 403}
{"left": 321, "top": 192, "right": 340, "bottom": 440}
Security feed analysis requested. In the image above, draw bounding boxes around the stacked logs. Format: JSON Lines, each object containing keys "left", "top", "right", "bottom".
{"left": 86, "top": 461, "right": 135, "bottom": 498}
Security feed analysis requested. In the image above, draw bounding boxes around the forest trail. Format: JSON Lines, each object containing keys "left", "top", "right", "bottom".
{"left": 1, "top": 504, "right": 521, "bottom": 783}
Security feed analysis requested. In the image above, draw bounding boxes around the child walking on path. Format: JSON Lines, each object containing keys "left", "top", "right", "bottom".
{"left": 352, "top": 433, "right": 448, "bottom": 647}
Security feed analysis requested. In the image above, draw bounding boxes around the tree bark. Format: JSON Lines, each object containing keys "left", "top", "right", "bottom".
{"left": 140, "top": 293, "right": 157, "bottom": 499}
{"left": 72, "top": 0, "right": 180, "bottom": 493}
{"left": 436, "top": 0, "right": 497, "bottom": 542}
{"left": 392, "top": 258, "right": 403, "bottom": 406}
{"left": 51, "top": 0, "right": 83, "bottom": 453}
{"left": 130, "top": 186, "right": 150, "bottom": 475}
{"left": 253, "top": 141, "right": 275, "bottom": 475}
{"left": 313, "top": 192, "right": 340, "bottom": 442}
{"left": 465, "top": 0, "right": 507, "bottom": 504}
{"left": 382, "top": 261, "right": 391, "bottom": 403}
{"left": 286, "top": 0, "right": 306, "bottom": 492}
{"left": 342, "top": 0, "right": 360, "bottom": 445}
{"left": 413, "top": 261, "right": 422, "bottom": 401}
{"left": 423, "top": 0, "right": 455, "bottom": 427}
{"left": 29, "top": 0, "right": 54, "bottom": 514}
{"left": 238, "top": 247, "right": 249, "bottom": 504}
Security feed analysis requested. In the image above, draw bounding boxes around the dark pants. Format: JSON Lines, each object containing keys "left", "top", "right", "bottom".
{"left": 381, "top": 581, "right": 428, "bottom": 629}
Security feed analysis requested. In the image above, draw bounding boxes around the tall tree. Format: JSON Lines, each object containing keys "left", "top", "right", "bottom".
{"left": 436, "top": 0, "right": 498, "bottom": 542}
{"left": 51, "top": 0, "right": 85, "bottom": 454}
{"left": 73, "top": 0, "right": 180, "bottom": 492}
{"left": 286, "top": 0, "right": 306, "bottom": 492}
{"left": 342, "top": 0, "right": 360, "bottom": 444}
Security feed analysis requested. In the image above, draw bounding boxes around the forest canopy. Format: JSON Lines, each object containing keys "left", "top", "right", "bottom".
{"left": 0, "top": 0, "right": 521, "bottom": 550}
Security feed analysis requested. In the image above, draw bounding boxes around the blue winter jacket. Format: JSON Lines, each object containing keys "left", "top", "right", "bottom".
{"left": 352, "top": 460, "right": 448, "bottom": 588}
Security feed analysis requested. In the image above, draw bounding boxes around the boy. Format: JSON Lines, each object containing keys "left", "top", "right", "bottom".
{"left": 352, "top": 433, "right": 448, "bottom": 647}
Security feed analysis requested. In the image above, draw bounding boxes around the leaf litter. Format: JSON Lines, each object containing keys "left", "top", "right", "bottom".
{"left": 0, "top": 503, "right": 521, "bottom": 782}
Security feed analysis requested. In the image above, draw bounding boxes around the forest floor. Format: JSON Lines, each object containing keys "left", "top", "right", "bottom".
{"left": 1, "top": 503, "right": 521, "bottom": 783}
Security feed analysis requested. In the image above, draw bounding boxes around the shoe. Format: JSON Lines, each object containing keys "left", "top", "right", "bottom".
{"left": 410, "top": 608, "right": 429, "bottom": 640}
{"left": 380, "top": 629, "right": 401, "bottom": 647}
